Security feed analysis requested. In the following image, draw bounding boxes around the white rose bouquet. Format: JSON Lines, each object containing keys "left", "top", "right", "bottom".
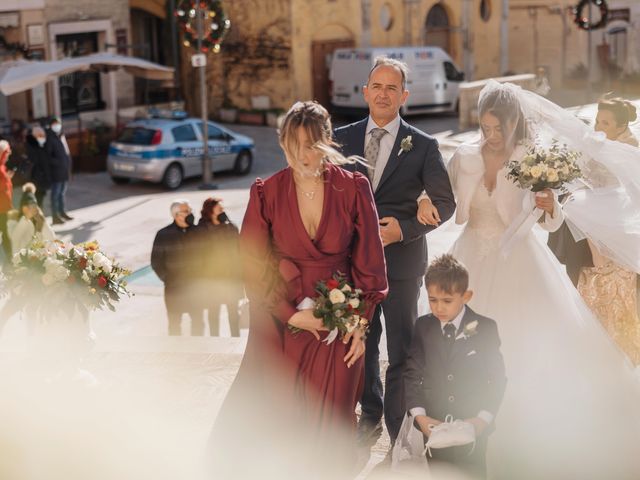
{"left": 289, "top": 272, "right": 369, "bottom": 344}
{"left": 2, "top": 239, "right": 131, "bottom": 321}
{"left": 506, "top": 139, "right": 582, "bottom": 192}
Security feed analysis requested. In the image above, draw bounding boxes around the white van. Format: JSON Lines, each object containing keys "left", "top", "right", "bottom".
{"left": 329, "top": 46, "right": 464, "bottom": 116}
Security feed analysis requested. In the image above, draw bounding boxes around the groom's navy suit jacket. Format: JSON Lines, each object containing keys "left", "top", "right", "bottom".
{"left": 334, "top": 118, "right": 455, "bottom": 280}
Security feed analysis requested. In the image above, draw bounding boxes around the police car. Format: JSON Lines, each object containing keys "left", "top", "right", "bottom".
{"left": 107, "top": 112, "right": 255, "bottom": 189}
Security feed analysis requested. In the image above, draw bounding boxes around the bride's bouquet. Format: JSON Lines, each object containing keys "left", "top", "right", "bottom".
{"left": 3, "top": 239, "right": 131, "bottom": 321}
{"left": 506, "top": 139, "right": 582, "bottom": 192}
{"left": 290, "top": 272, "right": 368, "bottom": 344}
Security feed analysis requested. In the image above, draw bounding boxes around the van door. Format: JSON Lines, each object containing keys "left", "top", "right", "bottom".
{"left": 196, "top": 121, "right": 235, "bottom": 172}
{"left": 330, "top": 50, "right": 370, "bottom": 110}
{"left": 442, "top": 61, "right": 464, "bottom": 108}
{"left": 172, "top": 123, "right": 201, "bottom": 178}
{"left": 407, "top": 51, "right": 438, "bottom": 111}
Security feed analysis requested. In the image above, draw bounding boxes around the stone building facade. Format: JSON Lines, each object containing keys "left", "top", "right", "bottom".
{"left": 0, "top": 0, "right": 135, "bottom": 129}
{"left": 181, "top": 0, "right": 505, "bottom": 115}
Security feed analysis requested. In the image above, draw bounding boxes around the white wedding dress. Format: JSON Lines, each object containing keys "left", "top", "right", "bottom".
{"left": 450, "top": 150, "right": 640, "bottom": 479}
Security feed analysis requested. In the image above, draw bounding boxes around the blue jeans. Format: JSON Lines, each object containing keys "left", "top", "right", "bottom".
{"left": 50, "top": 181, "right": 67, "bottom": 217}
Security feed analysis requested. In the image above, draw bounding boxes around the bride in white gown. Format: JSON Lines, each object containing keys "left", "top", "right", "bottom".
{"left": 420, "top": 82, "right": 640, "bottom": 479}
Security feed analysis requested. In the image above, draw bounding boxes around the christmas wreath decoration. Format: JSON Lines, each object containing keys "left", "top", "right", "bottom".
{"left": 573, "top": 0, "right": 609, "bottom": 31}
{"left": 175, "top": 0, "right": 230, "bottom": 53}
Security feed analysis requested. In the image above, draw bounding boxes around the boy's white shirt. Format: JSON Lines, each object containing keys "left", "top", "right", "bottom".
{"left": 409, "top": 305, "right": 494, "bottom": 425}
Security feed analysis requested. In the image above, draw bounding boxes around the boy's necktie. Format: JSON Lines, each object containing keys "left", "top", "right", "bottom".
{"left": 443, "top": 323, "right": 456, "bottom": 352}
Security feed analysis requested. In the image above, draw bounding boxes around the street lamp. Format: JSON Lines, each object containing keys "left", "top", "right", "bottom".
{"left": 175, "top": 0, "right": 230, "bottom": 190}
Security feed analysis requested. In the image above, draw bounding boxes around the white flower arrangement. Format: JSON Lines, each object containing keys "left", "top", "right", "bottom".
{"left": 456, "top": 320, "right": 479, "bottom": 341}
{"left": 398, "top": 135, "right": 413, "bottom": 156}
{"left": 2, "top": 239, "right": 131, "bottom": 321}
{"left": 507, "top": 139, "right": 582, "bottom": 192}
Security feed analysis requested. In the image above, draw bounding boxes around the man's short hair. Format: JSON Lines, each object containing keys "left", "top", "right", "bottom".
{"left": 367, "top": 56, "right": 410, "bottom": 91}
{"left": 424, "top": 254, "right": 469, "bottom": 295}
{"left": 170, "top": 199, "right": 190, "bottom": 217}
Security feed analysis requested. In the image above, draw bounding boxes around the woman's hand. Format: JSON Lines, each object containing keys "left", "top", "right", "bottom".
{"left": 343, "top": 328, "right": 366, "bottom": 368}
{"left": 535, "top": 189, "right": 555, "bottom": 217}
{"left": 288, "top": 309, "right": 326, "bottom": 341}
{"left": 417, "top": 198, "right": 441, "bottom": 226}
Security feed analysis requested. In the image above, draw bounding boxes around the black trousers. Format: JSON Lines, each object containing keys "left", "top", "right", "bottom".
{"left": 35, "top": 189, "right": 47, "bottom": 210}
{"left": 207, "top": 299, "right": 240, "bottom": 337}
{"left": 164, "top": 288, "right": 201, "bottom": 336}
{"left": 360, "top": 276, "right": 422, "bottom": 442}
{"left": 0, "top": 213, "right": 11, "bottom": 266}
{"left": 428, "top": 436, "right": 487, "bottom": 480}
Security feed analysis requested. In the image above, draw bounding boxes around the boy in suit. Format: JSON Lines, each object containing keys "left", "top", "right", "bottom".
{"left": 404, "top": 255, "right": 507, "bottom": 478}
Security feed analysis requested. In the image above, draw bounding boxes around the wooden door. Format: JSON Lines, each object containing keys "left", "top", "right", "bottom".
{"left": 425, "top": 4, "right": 451, "bottom": 54}
{"left": 312, "top": 39, "right": 354, "bottom": 109}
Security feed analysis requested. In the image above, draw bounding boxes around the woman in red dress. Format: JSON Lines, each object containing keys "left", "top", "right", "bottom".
{"left": 209, "top": 102, "right": 387, "bottom": 478}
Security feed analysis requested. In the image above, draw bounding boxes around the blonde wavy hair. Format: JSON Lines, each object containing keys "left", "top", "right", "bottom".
{"left": 278, "top": 101, "right": 358, "bottom": 173}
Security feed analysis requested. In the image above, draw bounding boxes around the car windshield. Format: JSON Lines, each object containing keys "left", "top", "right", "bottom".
{"left": 117, "top": 127, "right": 157, "bottom": 145}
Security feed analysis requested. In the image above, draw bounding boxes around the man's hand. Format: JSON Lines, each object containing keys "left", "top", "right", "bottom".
{"left": 379, "top": 217, "right": 402, "bottom": 247}
{"left": 417, "top": 198, "right": 441, "bottom": 226}
{"left": 6, "top": 169, "right": 15, "bottom": 179}
{"left": 464, "top": 417, "right": 489, "bottom": 437}
{"left": 414, "top": 414, "right": 442, "bottom": 437}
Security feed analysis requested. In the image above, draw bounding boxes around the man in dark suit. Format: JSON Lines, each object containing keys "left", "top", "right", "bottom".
{"left": 151, "top": 199, "right": 200, "bottom": 336}
{"left": 404, "top": 255, "right": 507, "bottom": 478}
{"left": 334, "top": 56, "right": 456, "bottom": 448}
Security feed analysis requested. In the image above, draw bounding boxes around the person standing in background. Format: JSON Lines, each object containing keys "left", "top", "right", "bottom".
{"left": 46, "top": 117, "right": 72, "bottom": 225}
{"left": 0, "top": 140, "right": 14, "bottom": 266}
{"left": 26, "top": 127, "right": 51, "bottom": 209}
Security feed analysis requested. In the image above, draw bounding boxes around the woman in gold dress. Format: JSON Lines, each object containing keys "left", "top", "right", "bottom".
{"left": 578, "top": 96, "right": 640, "bottom": 365}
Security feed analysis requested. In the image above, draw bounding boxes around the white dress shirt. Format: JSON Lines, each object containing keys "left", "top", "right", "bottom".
{"left": 409, "top": 306, "right": 494, "bottom": 426}
{"left": 364, "top": 115, "right": 401, "bottom": 191}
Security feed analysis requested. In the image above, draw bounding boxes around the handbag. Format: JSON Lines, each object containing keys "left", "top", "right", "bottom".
{"left": 391, "top": 413, "right": 430, "bottom": 473}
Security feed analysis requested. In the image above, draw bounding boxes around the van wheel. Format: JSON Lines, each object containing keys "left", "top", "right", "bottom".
{"left": 111, "top": 176, "right": 130, "bottom": 185}
{"left": 234, "top": 150, "right": 253, "bottom": 175}
{"left": 162, "top": 163, "right": 183, "bottom": 190}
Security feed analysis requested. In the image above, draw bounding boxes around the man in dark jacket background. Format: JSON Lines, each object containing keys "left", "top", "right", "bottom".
{"left": 26, "top": 126, "right": 51, "bottom": 209}
{"left": 151, "top": 199, "right": 200, "bottom": 336}
{"left": 46, "top": 117, "right": 72, "bottom": 225}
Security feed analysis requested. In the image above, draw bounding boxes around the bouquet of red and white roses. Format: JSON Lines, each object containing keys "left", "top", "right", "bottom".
{"left": 2, "top": 239, "right": 131, "bottom": 321}
{"left": 290, "top": 272, "right": 369, "bottom": 344}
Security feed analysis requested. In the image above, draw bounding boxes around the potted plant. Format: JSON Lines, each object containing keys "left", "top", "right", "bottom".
{"left": 266, "top": 108, "right": 285, "bottom": 128}
{"left": 237, "top": 109, "right": 265, "bottom": 126}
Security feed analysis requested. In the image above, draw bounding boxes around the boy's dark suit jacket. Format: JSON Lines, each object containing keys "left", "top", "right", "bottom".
{"left": 404, "top": 306, "right": 507, "bottom": 478}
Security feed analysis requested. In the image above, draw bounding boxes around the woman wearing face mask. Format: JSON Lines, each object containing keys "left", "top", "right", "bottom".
{"left": 575, "top": 96, "right": 640, "bottom": 364}
{"left": 194, "top": 197, "right": 243, "bottom": 337}
{"left": 8, "top": 183, "right": 56, "bottom": 254}
{"left": 26, "top": 126, "right": 51, "bottom": 208}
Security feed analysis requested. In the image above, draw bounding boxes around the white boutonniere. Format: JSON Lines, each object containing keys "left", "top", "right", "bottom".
{"left": 398, "top": 135, "right": 413, "bottom": 156}
{"left": 455, "top": 320, "right": 478, "bottom": 341}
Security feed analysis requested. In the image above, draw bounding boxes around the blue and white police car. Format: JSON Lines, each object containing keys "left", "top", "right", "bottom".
{"left": 107, "top": 112, "right": 255, "bottom": 189}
